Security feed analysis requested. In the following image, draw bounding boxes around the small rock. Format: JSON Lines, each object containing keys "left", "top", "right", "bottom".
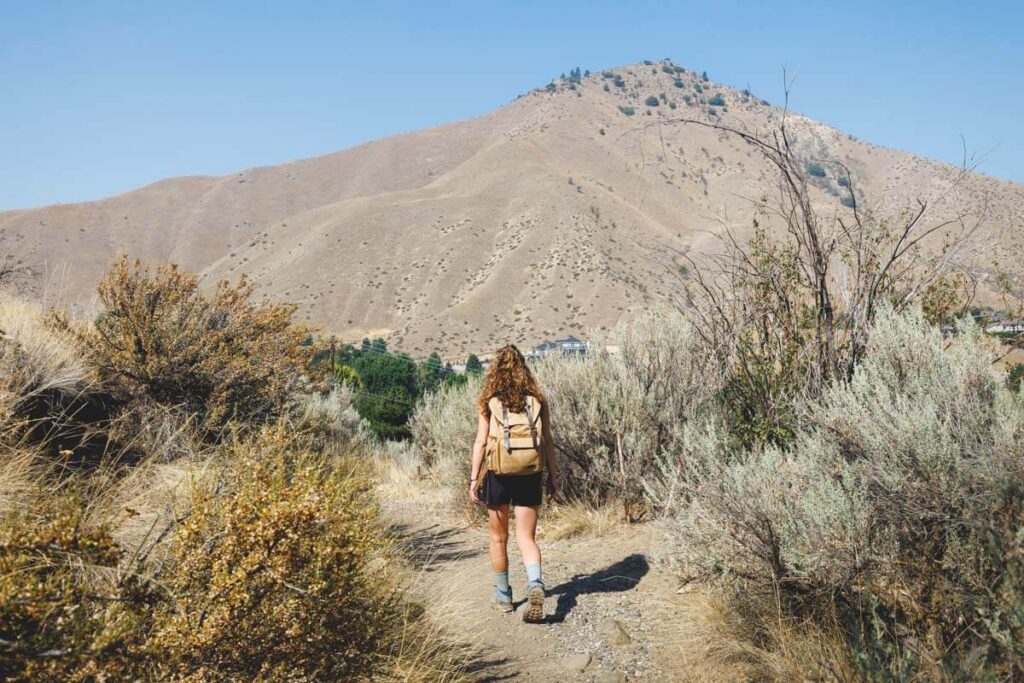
{"left": 597, "top": 618, "right": 632, "bottom": 645}
{"left": 561, "top": 652, "right": 592, "bottom": 672}
{"left": 593, "top": 672, "right": 626, "bottom": 683}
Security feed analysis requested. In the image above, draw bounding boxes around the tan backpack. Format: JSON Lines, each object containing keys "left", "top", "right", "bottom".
{"left": 485, "top": 395, "right": 544, "bottom": 475}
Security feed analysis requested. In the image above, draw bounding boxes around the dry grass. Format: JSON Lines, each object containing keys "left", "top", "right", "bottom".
{"left": 541, "top": 499, "right": 623, "bottom": 540}
{"left": 669, "top": 590, "right": 858, "bottom": 682}
{"left": 379, "top": 553, "right": 478, "bottom": 683}
{"left": 0, "top": 292, "right": 91, "bottom": 398}
{"left": 0, "top": 447, "right": 42, "bottom": 515}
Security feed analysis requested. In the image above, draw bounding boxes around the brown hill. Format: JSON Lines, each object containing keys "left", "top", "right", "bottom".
{"left": 3, "top": 61, "right": 1022, "bottom": 359}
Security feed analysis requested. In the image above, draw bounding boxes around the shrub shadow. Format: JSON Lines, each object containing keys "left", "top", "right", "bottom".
{"left": 541, "top": 552, "right": 650, "bottom": 624}
{"left": 387, "top": 522, "right": 482, "bottom": 571}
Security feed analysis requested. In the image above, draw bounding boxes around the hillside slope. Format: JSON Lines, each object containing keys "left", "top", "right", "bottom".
{"left": 4, "top": 61, "right": 1022, "bottom": 358}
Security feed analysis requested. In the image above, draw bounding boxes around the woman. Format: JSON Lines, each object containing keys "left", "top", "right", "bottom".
{"left": 469, "top": 344, "right": 557, "bottom": 623}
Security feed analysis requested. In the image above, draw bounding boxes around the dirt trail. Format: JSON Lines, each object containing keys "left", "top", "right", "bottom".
{"left": 385, "top": 502, "right": 700, "bottom": 682}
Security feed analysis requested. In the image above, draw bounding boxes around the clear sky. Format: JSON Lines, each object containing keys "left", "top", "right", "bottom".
{"left": 2, "top": 0, "right": 1022, "bottom": 210}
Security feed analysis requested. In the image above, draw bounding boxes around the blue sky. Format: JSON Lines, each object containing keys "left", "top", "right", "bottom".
{"left": 2, "top": 0, "right": 1022, "bottom": 210}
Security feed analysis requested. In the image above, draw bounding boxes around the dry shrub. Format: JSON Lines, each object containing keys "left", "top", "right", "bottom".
{"left": 409, "top": 376, "right": 481, "bottom": 518}
{"left": 0, "top": 259, "right": 465, "bottom": 680}
{"left": 149, "top": 426, "right": 400, "bottom": 681}
{"left": 0, "top": 425, "right": 466, "bottom": 682}
{"left": 63, "top": 255, "right": 311, "bottom": 438}
{"left": 0, "top": 487, "right": 159, "bottom": 681}
{"left": 409, "top": 310, "right": 723, "bottom": 520}
{"left": 667, "top": 308, "right": 1024, "bottom": 679}
{"left": 411, "top": 375, "right": 481, "bottom": 469}
{"left": 298, "top": 383, "right": 366, "bottom": 449}
{"left": 534, "top": 308, "right": 723, "bottom": 518}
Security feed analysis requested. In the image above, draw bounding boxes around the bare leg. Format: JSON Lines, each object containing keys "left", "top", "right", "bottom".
{"left": 513, "top": 505, "right": 541, "bottom": 566}
{"left": 487, "top": 504, "right": 510, "bottom": 572}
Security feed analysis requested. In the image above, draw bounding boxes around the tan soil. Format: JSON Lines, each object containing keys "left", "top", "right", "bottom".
{"left": 385, "top": 502, "right": 711, "bottom": 682}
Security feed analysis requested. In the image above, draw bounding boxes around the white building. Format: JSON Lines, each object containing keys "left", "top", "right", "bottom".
{"left": 528, "top": 335, "right": 589, "bottom": 358}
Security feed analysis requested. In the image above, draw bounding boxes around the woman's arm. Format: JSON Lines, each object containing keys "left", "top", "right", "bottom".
{"left": 468, "top": 410, "right": 489, "bottom": 504}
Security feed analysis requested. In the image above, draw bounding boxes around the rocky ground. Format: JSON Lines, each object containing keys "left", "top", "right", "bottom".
{"left": 385, "top": 502, "right": 708, "bottom": 682}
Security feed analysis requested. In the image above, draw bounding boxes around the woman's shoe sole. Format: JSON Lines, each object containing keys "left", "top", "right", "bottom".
{"left": 523, "top": 585, "right": 545, "bottom": 623}
{"left": 491, "top": 600, "right": 514, "bottom": 614}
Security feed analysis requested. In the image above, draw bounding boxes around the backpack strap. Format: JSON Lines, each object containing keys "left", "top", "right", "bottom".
{"left": 524, "top": 399, "right": 539, "bottom": 450}
{"left": 501, "top": 402, "right": 511, "bottom": 452}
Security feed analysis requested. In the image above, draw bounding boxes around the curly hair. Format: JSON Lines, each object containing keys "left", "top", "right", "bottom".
{"left": 477, "top": 345, "right": 545, "bottom": 414}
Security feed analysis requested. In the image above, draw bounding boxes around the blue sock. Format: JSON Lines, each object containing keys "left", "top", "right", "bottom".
{"left": 525, "top": 563, "right": 542, "bottom": 585}
{"left": 494, "top": 570, "right": 510, "bottom": 595}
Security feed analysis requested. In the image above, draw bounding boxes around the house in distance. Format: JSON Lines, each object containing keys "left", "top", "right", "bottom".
{"left": 528, "top": 335, "right": 589, "bottom": 358}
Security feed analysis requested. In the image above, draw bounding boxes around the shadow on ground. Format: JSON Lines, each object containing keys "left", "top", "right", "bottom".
{"left": 465, "top": 656, "right": 519, "bottom": 682}
{"left": 387, "top": 522, "right": 483, "bottom": 571}
{"left": 541, "top": 553, "right": 651, "bottom": 624}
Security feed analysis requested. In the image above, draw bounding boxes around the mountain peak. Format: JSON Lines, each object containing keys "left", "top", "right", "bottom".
{"left": 2, "top": 62, "right": 1021, "bottom": 359}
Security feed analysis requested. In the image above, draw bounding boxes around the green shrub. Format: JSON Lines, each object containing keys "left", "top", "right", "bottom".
{"left": 599, "top": 127, "right": 606, "bottom": 135}
{"left": 807, "top": 162, "right": 826, "bottom": 177}
{"left": 708, "top": 94, "right": 725, "bottom": 106}
{"left": 534, "top": 310, "right": 723, "bottom": 518}
{"left": 673, "top": 79, "right": 684, "bottom": 88}
{"left": 618, "top": 105, "right": 636, "bottom": 116}
{"left": 663, "top": 309, "right": 1024, "bottom": 678}
{"left": 1008, "top": 363, "right": 1024, "bottom": 392}
{"left": 352, "top": 351, "right": 419, "bottom": 440}
{"left": 613, "top": 76, "right": 625, "bottom": 88}
{"left": 409, "top": 376, "right": 481, "bottom": 518}
{"left": 644, "top": 95, "right": 660, "bottom": 106}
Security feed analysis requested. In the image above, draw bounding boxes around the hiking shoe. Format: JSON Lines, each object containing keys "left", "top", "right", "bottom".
{"left": 522, "top": 580, "right": 545, "bottom": 623}
{"left": 491, "top": 587, "right": 514, "bottom": 613}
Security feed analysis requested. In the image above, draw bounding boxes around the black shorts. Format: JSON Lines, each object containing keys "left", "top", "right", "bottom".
{"left": 481, "top": 471, "right": 542, "bottom": 507}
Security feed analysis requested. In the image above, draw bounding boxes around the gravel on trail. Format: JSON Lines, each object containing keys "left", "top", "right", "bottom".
{"left": 385, "top": 503, "right": 700, "bottom": 682}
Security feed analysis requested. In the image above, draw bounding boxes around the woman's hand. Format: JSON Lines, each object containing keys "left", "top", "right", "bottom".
{"left": 545, "top": 475, "right": 558, "bottom": 502}
{"left": 469, "top": 478, "right": 482, "bottom": 505}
